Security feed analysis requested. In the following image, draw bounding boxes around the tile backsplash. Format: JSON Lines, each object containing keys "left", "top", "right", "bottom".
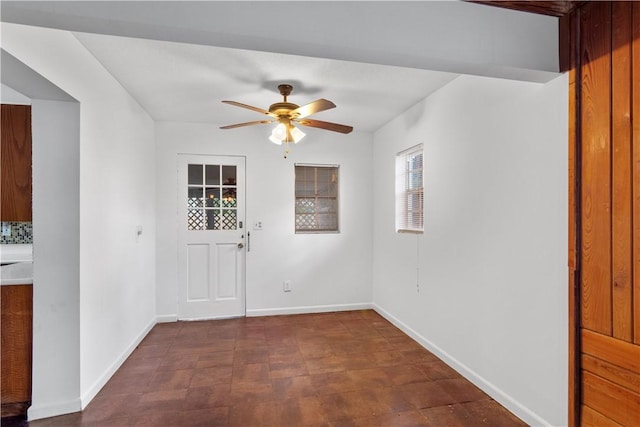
{"left": 1, "top": 222, "right": 33, "bottom": 244}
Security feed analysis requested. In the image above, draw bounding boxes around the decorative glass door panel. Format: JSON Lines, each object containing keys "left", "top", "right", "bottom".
{"left": 187, "top": 163, "right": 237, "bottom": 230}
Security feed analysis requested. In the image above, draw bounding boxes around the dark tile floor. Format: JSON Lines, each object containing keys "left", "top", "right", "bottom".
{"left": 27, "top": 310, "right": 528, "bottom": 426}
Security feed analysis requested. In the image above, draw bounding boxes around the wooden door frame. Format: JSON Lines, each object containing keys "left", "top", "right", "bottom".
{"left": 563, "top": 9, "right": 581, "bottom": 425}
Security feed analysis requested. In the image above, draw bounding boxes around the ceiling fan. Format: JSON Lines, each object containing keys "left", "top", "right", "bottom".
{"left": 220, "top": 84, "right": 353, "bottom": 151}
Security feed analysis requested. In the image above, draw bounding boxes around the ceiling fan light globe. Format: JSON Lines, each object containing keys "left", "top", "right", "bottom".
{"left": 270, "top": 123, "right": 287, "bottom": 144}
{"left": 291, "top": 126, "right": 306, "bottom": 143}
{"left": 269, "top": 134, "right": 283, "bottom": 145}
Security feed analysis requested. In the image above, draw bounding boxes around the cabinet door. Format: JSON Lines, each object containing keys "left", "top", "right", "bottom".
{"left": 0, "top": 285, "right": 33, "bottom": 417}
{"left": 1, "top": 104, "right": 32, "bottom": 221}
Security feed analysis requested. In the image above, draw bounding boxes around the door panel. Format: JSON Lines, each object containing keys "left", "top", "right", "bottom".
{"left": 216, "top": 243, "right": 239, "bottom": 299}
{"left": 579, "top": 0, "right": 612, "bottom": 336}
{"left": 611, "top": 0, "right": 633, "bottom": 342}
{"left": 568, "top": 2, "right": 640, "bottom": 425}
{"left": 187, "top": 244, "right": 209, "bottom": 300}
{"left": 178, "top": 155, "right": 246, "bottom": 320}
{"left": 1, "top": 104, "right": 32, "bottom": 222}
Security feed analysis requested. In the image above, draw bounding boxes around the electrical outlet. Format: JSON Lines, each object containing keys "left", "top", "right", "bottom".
{"left": 283, "top": 280, "right": 292, "bottom": 292}
{"left": 1, "top": 223, "right": 11, "bottom": 237}
{"left": 253, "top": 221, "right": 263, "bottom": 230}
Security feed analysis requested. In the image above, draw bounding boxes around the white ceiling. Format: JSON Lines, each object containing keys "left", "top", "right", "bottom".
{"left": 2, "top": 1, "right": 559, "bottom": 134}
{"left": 74, "top": 31, "right": 458, "bottom": 133}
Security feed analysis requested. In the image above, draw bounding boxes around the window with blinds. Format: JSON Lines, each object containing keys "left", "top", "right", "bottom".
{"left": 295, "top": 164, "right": 339, "bottom": 233}
{"left": 396, "top": 144, "right": 424, "bottom": 233}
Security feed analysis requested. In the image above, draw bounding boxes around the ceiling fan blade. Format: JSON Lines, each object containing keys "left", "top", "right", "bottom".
{"left": 291, "top": 99, "right": 336, "bottom": 118}
{"left": 297, "top": 118, "right": 353, "bottom": 134}
{"left": 222, "top": 100, "right": 276, "bottom": 117}
{"left": 220, "top": 120, "right": 274, "bottom": 130}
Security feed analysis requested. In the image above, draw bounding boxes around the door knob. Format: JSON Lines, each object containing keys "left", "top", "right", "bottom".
{"left": 237, "top": 242, "right": 244, "bottom": 249}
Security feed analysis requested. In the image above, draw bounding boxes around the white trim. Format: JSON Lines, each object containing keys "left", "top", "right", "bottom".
{"left": 28, "top": 398, "right": 81, "bottom": 421}
{"left": 372, "top": 303, "right": 553, "bottom": 427}
{"left": 156, "top": 314, "right": 178, "bottom": 323}
{"left": 294, "top": 162, "right": 340, "bottom": 168}
{"left": 79, "top": 317, "right": 156, "bottom": 410}
{"left": 396, "top": 143, "right": 424, "bottom": 157}
{"left": 179, "top": 314, "right": 246, "bottom": 321}
{"left": 246, "top": 302, "right": 373, "bottom": 317}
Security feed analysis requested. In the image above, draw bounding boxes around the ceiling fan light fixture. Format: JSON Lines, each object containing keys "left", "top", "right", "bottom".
{"left": 269, "top": 122, "right": 305, "bottom": 145}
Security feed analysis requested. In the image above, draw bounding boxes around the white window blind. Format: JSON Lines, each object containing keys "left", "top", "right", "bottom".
{"left": 396, "top": 144, "right": 424, "bottom": 233}
{"left": 295, "top": 164, "right": 339, "bottom": 233}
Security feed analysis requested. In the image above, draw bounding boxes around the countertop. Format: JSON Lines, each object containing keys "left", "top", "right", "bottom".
{"left": 1, "top": 261, "right": 33, "bottom": 285}
{"left": 1, "top": 244, "right": 33, "bottom": 263}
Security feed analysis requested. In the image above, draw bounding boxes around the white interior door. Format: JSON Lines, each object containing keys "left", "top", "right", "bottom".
{"left": 177, "top": 154, "right": 246, "bottom": 320}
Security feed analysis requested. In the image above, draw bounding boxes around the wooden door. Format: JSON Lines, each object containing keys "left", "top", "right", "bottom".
{"left": 177, "top": 154, "right": 246, "bottom": 320}
{"left": 1, "top": 104, "right": 32, "bottom": 222}
{"left": 567, "top": 2, "right": 640, "bottom": 425}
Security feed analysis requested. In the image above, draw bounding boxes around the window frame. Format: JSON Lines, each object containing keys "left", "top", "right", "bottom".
{"left": 294, "top": 163, "right": 340, "bottom": 234}
{"left": 395, "top": 144, "right": 424, "bottom": 234}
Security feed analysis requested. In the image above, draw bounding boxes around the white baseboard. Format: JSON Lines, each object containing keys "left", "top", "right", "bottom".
{"left": 372, "top": 304, "right": 552, "bottom": 427}
{"left": 246, "top": 302, "right": 373, "bottom": 317}
{"left": 79, "top": 317, "right": 157, "bottom": 410}
{"left": 179, "top": 314, "right": 246, "bottom": 321}
{"left": 156, "top": 314, "right": 178, "bottom": 323}
{"left": 28, "top": 398, "right": 82, "bottom": 421}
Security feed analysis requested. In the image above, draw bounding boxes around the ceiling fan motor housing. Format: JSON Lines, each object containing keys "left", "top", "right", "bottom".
{"left": 269, "top": 84, "right": 298, "bottom": 117}
{"left": 269, "top": 102, "right": 300, "bottom": 117}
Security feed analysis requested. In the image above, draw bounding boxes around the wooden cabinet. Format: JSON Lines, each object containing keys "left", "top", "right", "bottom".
{"left": 1, "top": 104, "right": 32, "bottom": 222}
{"left": 1, "top": 284, "right": 33, "bottom": 418}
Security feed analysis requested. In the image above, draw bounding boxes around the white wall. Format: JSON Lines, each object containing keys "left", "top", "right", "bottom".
{"left": 1, "top": 83, "right": 31, "bottom": 104}
{"left": 372, "top": 75, "right": 568, "bottom": 426}
{"left": 2, "top": 69, "right": 82, "bottom": 419}
{"left": 1, "top": 23, "right": 157, "bottom": 417}
{"left": 155, "top": 123, "right": 373, "bottom": 319}
{"left": 31, "top": 100, "right": 81, "bottom": 419}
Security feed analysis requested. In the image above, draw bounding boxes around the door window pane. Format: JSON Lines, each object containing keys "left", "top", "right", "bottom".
{"left": 222, "top": 210, "right": 237, "bottom": 230}
{"left": 222, "top": 188, "right": 237, "bottom": 208}
{"left": 188, "top": 209, "right": 204, "bottom": 230}
{"left": 205, "top": 188, "right": 220, "bottom": 207}
{"left": 206, "top": 209, "right": 220, "bottom": 230}
{"left": 205, "top": 165, "right": 220, "bottom": 185}
{"left": 222, "top": 166, "right": 236, "bottom": 185}
{"left": 188, "top": 164, "right": 203, "bottom": 185}
{"left": 188, "top": 187, "right": 203, "bottom": 207}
